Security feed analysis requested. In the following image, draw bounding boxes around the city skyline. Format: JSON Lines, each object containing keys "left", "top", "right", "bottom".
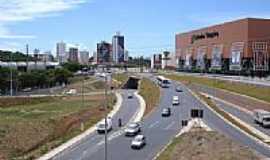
{"left": 0, "top": 0, "right": 270, "bottom": 56}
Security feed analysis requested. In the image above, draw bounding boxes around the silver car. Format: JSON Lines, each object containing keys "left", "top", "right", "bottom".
{"left": 125, "top": 122, "right": 141, "bottom": 136}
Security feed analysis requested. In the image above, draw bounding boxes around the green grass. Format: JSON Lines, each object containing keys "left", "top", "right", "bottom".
{"left": 0, "top": 94, "right": 115, "bottom": 160}
{"left": 139, "top": 78, "right": 160, "bottom": 116}
{"left": 165, "top": 74, "right": 270, "bottom": 103}
{"left": 112, "top": 73, "right": 129, "bottom": 87}
{"left": 157, "top": 137, "right": 182, "bottom": 160}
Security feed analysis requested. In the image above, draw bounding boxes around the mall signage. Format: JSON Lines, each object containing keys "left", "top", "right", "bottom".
{"left": 191, "top": 32, "right": 219, "bottom": 44}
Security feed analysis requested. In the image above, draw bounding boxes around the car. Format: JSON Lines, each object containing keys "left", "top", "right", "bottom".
{"left": 66, "top": 89, "right": 77, "bottom": 95}
{"left": 172, "top": 96, "right": 179, "bottom": 105}
{"left": 253, "top": 109, "right": 270, "bottom": 127}
{"left": 175, "top": 86, "right": 183, "bottom": 92}
{"left": 96, "top": 117, "right": 113, "bottom": 134}
{"left": 131, "top": 135, "right": 146, "bottom": 149}
{"left": 22, "top": 87, "right": 32, "bottom": 92}
{"left": 125, "top": 122, "right": 141, "bottom": 136}
{"left": 161, "top": 108, "right": 171, "bottom": 117}
{"left": 127, "top": 93, "right": 133, "bottom": 99}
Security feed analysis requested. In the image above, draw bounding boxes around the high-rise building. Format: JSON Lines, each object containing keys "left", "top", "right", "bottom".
{"left": 79, "top": 50, "right": 90, "bottom": 65}
{"left": 112, "top": 32, "right": 125, "bottom": 63}
{"left": 151, "top": 54, "right": 162, "bottom": 69}
{"left": 96, "top": 41, "right": 112, "bottom": 64}
{"left": 56, "top": 41, "right": 67, "bottom": 64}
{"left": 124, "top": 50, "right": 129, "bottom": 62}
{"left": 68, "top": 47, "right": 79, "bottom": 63}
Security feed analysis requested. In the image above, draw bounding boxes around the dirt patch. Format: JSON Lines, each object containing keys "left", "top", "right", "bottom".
{"left": 0, "top": 97, "right": 55, "bottom": 108}
{"left": 158, "top": 131, "right": 261, "bottom": 160}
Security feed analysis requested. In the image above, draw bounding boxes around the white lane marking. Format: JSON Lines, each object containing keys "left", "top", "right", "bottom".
{"left": 148, "top": 121, "right": 160, "bottom": 129}
{"left": 164, "top": 121, "right": 176, "bottom": 130}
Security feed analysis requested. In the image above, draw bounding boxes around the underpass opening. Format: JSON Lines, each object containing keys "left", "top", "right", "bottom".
{"left": 123, "top": 76, "right": 140, "bottom": 89}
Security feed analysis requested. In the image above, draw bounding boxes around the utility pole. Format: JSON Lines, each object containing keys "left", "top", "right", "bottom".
{"left": 10, "top": 52, "right": 13, "bottom": 96}
{"left": 104, "top": 73, "right": 108, "bottom": 160}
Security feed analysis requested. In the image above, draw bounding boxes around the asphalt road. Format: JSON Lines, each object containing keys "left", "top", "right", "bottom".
{"left": 52, "top": 89, "right": 140, "bottom": 160}
{"left": 53, "top": 74, "right": 270, "bottom": 160}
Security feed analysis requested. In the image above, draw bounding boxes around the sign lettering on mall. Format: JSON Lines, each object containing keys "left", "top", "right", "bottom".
{"left": 191, "top": 32, "right": 219, "bottom": 44}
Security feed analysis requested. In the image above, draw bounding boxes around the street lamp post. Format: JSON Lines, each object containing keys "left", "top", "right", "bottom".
{"left": 104, "top": 70, "right": 109, "bottom": 160}
{"left": 10, "top": 53, "right": 13, "bottom": 96}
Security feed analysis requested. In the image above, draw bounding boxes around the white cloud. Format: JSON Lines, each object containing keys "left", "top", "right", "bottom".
{"left": 0, "top": 0, "right": 88, "bottom": 40}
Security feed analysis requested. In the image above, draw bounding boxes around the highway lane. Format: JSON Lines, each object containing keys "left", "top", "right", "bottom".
{"left": 52, "top": 89, "right": 140, "bottom": 160}
{"left": 82, "top": 76, "right": 184, "bottom": 160}
{"left": 55, "top": 74, "right": 270, "bottom": 160}
{"left": 214, "top": 99, "right": 270, "bottom": 136}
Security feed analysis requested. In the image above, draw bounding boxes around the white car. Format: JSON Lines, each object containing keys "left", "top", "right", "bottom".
{"left": 96, "top": 117, "right": 113, "bottom": 134}
{"left": 172, "top": 96, "right": 179, "bottom": 105}
{"left": 66, "top": 89, "right": 77, "bottom": 95}
{"left": 131, "top": 135, "right": 146, "bottom": 149}
{"left": 253, "top": 109, "right": 270, "bottom": 127}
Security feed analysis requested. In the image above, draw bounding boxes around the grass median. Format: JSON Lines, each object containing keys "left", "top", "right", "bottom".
{"left": 0, "top": 94, "right": 116, "bottom": 160}
{"left": 157, "top": 130, "right": 259, "bottom": 160}
{"left": 165, "top": 74, "right": 270, "bottom": 103}
{"left": 139, "top": 78, "right": 160, "bottom": 116}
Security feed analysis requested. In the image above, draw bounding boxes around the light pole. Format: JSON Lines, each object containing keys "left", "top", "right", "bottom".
{"left": 10, "top": 53, "right": 13, "bottom": 96}
{"left": 104, "top": 71, "right": 108, "bottom": 160}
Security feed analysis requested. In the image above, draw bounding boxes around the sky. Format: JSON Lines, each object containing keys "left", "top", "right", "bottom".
{"left": 0, "top": 0, "right": 270, "bottom": 57}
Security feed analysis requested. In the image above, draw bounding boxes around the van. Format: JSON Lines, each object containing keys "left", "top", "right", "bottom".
{"left": 96, "top": 117, "right": 113, "bottom": 134}
{"left": 253, "top": 109, "right": 270, "bottom": 127}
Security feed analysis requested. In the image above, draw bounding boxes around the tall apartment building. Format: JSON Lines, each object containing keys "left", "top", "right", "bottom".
{"left": 68, "top": 47, "right": 79, "bottom": 63}
{"left": 96, "top": 41, "right": 112, "bottom": 64}
{"left": 79, "top": 50, "right": 90, "bottom": 65}
{"left": 112, "top": 32, "right": 125, "bottom": 63}
{"left": 56, "top": 42, "right": 67, "bottom": 64}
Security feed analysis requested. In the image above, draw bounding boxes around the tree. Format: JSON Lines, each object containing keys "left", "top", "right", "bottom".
{"left": 62, "top": 62, "right": 81, "bottom": 72}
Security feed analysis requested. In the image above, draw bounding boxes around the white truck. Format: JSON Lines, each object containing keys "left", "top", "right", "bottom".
{"left": 96, "top": 117, "right": 113, "bottom": 134}
{"left": 253, "top": 109, "right": 270, "bottom": 127}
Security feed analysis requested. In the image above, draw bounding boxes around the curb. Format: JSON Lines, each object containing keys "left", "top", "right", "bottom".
{"left": 37, "top": 91, "right": 123, "bottom": 160}
{"left": 133, "top": 91, "right": 146, "bottom": 122}
{"left": 185, "top": 87, "right": 270, "bottom": 150}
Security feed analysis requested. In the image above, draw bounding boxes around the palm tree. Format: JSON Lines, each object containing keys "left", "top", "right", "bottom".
{"left": 163, "top": 51, "right": 170, "bottom": 70}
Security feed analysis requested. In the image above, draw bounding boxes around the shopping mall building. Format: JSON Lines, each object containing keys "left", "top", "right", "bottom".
{"left": 175, "top": 18, "right": 270, "bottom": 76}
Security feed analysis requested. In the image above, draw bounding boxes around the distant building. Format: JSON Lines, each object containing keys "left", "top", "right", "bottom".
{"left": 56, "top": 41, "right": 67, "bottom": 64}
{"left": 151, "top": 54, "right": 162, "bottom": 69}
{"left": 96, "top": 41, "right": 112, "bottom": 64}
{"left": 68, "top": 47, "right": 79, "bottom": 63}
{"left": 124, "top": 50, "right": 129, "bottom": 62}
{"left": 79, "top": 50, "right": 89, "bottom": 65}
{"left": 161, "top": 52, "right": 177, "bottom": 69}
{"left": 35, "top": 51, "right": 54, "bottom": 62}
{"left": 112, "top": 32, "right": 125, "bottom": 63}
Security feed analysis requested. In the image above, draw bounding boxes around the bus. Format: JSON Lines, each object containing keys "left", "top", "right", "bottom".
{"left": 156, "top": 76, "right": 170, "bottom": 88}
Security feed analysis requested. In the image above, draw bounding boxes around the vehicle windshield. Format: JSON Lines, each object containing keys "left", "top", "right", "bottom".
{"left": 128, "top": 123, "right": 138, "bottom": 128}
{"left": 263, "top": 117, "right": 270, "bottom": 122}
{"left": 134, "top": 136, "right": 143, "bottom": 141}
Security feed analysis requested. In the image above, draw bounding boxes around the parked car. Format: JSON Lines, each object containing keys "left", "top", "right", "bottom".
{"left": 175, "top": 86, "right": 183, "bottom": 92}
{"left": 253, "top": 109, "right": 270, "bottom": 127}
{"left": 161, "top": 108, "right": 171, "bottom": 117}
{"left": 131, "top": 135, "right": 146, "bottom": 149}
{"left": 172, "top": 96, "right": 179, "bottom": 105}
{"left": 125, "top": 122, "right": 141, "bottom": 136}
{"left": 96, "top": 117, "right": 113, "bottom": 134}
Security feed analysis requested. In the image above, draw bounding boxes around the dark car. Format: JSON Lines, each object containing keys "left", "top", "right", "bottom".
{"left": 162, "top": 108, "right": 171, "bottom": 117}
